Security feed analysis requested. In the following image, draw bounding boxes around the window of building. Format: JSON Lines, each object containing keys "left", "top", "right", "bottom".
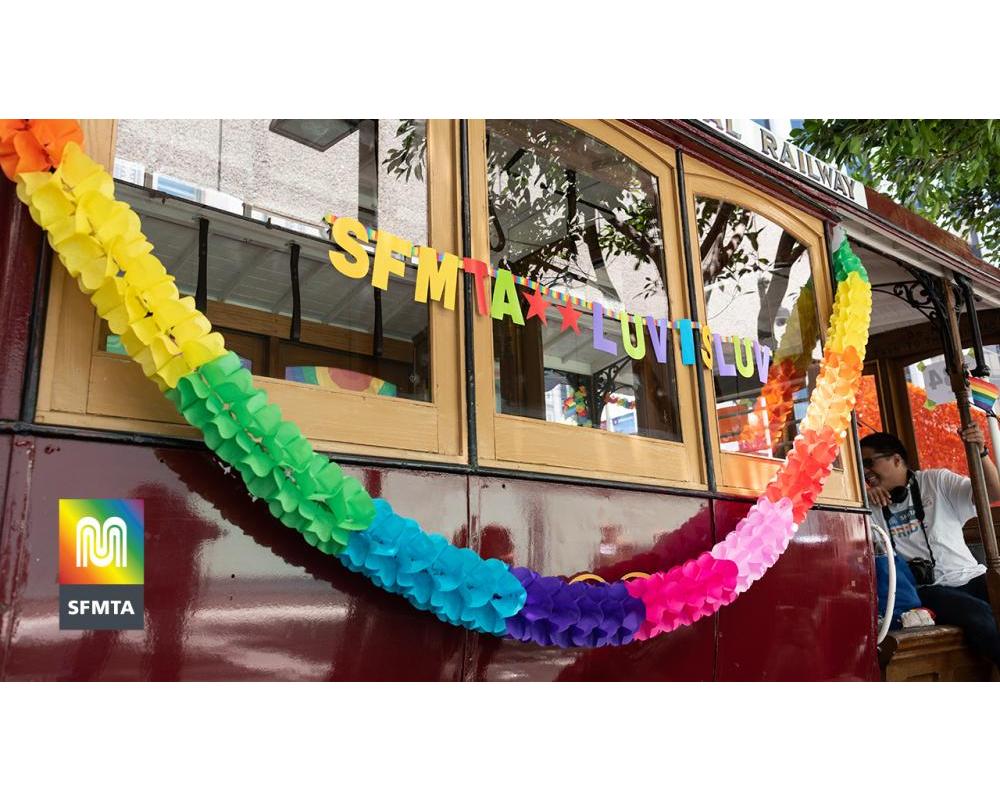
{"left": 468, "top": 120, "right": 705, "bottom": 488}
{"left": 35, "top": 120, "right": 466, "bottom": 460}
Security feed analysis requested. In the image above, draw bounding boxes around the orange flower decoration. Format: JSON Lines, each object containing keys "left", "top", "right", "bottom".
{"left": 0, "top": 119, "right": 83, "bottom": 180}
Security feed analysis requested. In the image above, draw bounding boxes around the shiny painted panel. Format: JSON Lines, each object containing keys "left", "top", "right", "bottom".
{"left": 0, "top": 178, "right": 41, "bottom": 421}
{"left": 0, "top": 436, "right": 33, "bottom": 679}
{"left": 715, "top": 498, "right": 878, "bottom": 681}
{"left": 0, "top": 436, "right": 882, "bottom": 681}
{"left": 0, "top": 438, "right": 467, "bottom": 680}
{"left": 0, "top": 434, "right": 10, "bottom": 527}
{"left": 470, "top": 476, "right": 716, "bottom": 681}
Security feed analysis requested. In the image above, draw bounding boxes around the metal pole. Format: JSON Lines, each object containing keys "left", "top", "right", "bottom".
{"left": 288, "top": 242, "right": 301, "bottom": 343}
{"left": 957, "top": 274, "right": 989, "bottom": 377}
{"left": 942, "top": 276, "right": 1000, "bottom": 620}
{"left": 459, "top": 119, "right": 478, "bottom": 467}
{"left": 989, "top": 416, "right": 1000, "bottom": 473}
{"left": 358, "top": 120, "right": 382, "bottom": 360}
{"left": 195, "top": 216, "right": 209, "bottom": 313}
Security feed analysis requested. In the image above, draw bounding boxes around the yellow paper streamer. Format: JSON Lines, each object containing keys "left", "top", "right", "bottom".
{"left": 798, "top": 347, "right": 864, "bottom": 437}
{"left": 825, "top": 273, "right": 872, "bottom": 359}
{"left": 16, "top": 142, "right": 225, "bottom": 389}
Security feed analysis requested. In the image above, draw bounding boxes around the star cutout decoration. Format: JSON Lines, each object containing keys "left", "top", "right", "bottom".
{"left": 557, "top": 300, "right": 583, "bottom": 334}
{"left": 523, "top": 286, "right": 551, "bottom": 325}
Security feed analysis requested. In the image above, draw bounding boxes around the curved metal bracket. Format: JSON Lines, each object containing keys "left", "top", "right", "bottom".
{"left": 871, "top": 264, "right": 959, "bottom": 368}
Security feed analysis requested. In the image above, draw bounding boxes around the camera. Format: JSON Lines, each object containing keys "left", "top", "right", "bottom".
{"left": 908, "top": 557, "right": 936, "bottom": 587}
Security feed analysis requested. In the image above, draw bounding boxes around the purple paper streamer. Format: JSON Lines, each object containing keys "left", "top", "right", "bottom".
{"left": 504, "top": 567, "right": 647, "bottom": 648}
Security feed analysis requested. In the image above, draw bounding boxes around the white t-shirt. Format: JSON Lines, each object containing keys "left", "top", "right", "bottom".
{"left": 883, "top": 468, "right": 986, "bottom": 587}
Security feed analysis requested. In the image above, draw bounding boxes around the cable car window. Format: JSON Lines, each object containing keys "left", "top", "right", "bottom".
{"left": 486, "top": 119, "right": 681, "bottom": 442}
{"left": 696, "top": 197, "right": 822, "bottom": 459}
{"left": 113, "top": 119, "right": 431, "bottom": 402}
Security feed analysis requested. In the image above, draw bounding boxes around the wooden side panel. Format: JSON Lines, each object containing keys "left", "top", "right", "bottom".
{"left": 882, "top": 626, "right": 994, "bottom": 682}
{"left": 79, "top": 120, "right": 117, "bottom": 171}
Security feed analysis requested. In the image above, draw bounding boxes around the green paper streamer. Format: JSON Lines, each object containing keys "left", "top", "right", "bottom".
{"left": 833, "top": 239, "right": 868, "bottom": 283}
{"left": 165, "top": 351, "right": 376, "bottom": 553}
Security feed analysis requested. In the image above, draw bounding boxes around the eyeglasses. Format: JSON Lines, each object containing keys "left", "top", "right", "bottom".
{"left": 862, "top": 453, "right": 895, "bottom": 470}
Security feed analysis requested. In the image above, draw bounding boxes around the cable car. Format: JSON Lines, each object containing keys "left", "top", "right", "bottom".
{"left": 1, "top": 118, "right": 997, "bottom": 680}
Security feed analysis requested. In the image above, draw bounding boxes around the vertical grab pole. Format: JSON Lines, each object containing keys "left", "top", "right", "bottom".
{"left": 989, "top": 416, "right": 1000, "bottom": 477}
{"left": 942, "top": 275, "right": 1000, "bottom": 621}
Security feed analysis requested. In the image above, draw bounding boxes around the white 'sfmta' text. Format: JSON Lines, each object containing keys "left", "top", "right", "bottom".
{"left": 67, "top": 599, "right": 135, "bottom": 615}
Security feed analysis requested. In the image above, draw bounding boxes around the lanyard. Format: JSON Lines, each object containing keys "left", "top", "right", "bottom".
{"left": 882, "top": 472, "right": 937, "bottom": 572}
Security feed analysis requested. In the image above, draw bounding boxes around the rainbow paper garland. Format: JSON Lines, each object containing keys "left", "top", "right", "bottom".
{"left": 2, "top": 120, "right": 872, "bottom": 648}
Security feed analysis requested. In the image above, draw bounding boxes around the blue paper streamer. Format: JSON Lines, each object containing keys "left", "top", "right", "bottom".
{"left": 338, "top": 500, "right": 528, "bottom": 635}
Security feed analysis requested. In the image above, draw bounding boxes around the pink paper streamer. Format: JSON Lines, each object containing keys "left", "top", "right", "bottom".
{"left": 709, "top": 496, "right": 797, "bottom": 593}
{"left": 625, "top": 552, "right": 740, "bottom": 640}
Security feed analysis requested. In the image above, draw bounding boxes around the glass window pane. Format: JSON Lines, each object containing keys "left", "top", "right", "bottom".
{"left": 696, "top": 197, "right": 821, "bottom": 458}
{"left": 112, "top": 119, "right": 431, "bottom": 402}
{"left": 486, "top": 119, "right": 681, "bottom": 442}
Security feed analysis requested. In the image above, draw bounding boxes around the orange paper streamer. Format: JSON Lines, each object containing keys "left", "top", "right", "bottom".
{"left": 765, "top": 426, "right": 842, "bottom": 522}
{"left": 800, "top": 346, "right": 864, "bottom": 436}
{"left": 0, "top": 119, "right": 83, "bottom": 180}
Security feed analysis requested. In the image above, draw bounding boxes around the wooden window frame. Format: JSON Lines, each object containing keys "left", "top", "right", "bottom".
{"left": 858, "top": 361, "right": 890, "bottom": 436}
{"left": 34, "top": 119, "right": 468, "bottom": 464}
{"left": 467, "top": 119, "right": 707, "bottom": 490}
{"left": 682, "top": 156, "right": 863, "bottom": 505}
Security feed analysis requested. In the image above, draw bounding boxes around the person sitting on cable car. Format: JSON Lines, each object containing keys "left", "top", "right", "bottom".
{"left": 860, "top": 427, "right": 1000, "bottom": 667}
